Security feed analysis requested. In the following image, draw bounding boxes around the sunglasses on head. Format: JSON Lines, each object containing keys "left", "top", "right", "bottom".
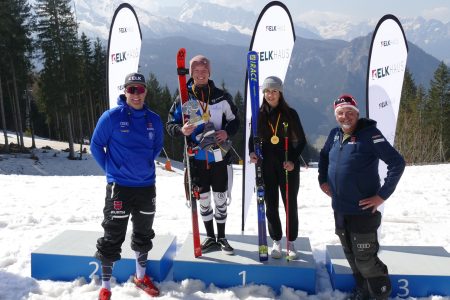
{"left": 125, "top": 85, "right": 146, "bottom": 95}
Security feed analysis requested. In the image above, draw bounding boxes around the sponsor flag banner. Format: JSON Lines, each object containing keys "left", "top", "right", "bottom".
{"left": 107, "top": 3, "right": 142, "bottom": 108}
{"left": 366, "top": 14, "right": 408, "bottom": 206}
{"left": 242, "top": 1, "right": 296, "bottom": 232}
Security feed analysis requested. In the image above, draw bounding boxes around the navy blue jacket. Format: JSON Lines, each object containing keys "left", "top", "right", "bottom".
{"left": 91, "top": 95, "right": 164, "bottom": 187}
{"left": 318, "top": 118, "right": 405, "bottom": 215}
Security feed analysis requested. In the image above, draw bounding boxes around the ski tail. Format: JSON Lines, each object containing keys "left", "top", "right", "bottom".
{"left": 177, "top": 48, "right": 202, "bottom": 258}
{"left": 247, "top": 51, "right": 268, "bottom": 261}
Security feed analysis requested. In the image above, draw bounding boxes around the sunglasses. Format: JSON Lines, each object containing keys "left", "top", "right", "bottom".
{"left": 125, "top": 85, "right": 146, "bottom": 95}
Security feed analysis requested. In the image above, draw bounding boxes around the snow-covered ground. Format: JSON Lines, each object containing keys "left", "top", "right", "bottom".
{"left": 0, "top": 133, "right": 449, "bottom": 300}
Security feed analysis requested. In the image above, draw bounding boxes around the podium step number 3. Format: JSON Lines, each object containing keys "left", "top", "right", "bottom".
{"left": 326, "top": 245, "right": 450, "bottom": 298}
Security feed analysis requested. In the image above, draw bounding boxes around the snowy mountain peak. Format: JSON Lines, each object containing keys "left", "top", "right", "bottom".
{"left": 177, "top": 0, "right": 256, "bottom": 35}
{"left": 73, "top": 1, "right": 449, "bottom": 64}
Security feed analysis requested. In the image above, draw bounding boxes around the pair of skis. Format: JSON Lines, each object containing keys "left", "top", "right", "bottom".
{"left": 247, "top": 51, "right": 269, "bottom": 261}
{"left": 176, "top": 48, "right": 202, "bottom": 258}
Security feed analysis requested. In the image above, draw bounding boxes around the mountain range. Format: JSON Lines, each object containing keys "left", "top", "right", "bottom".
{"left": 75, "top": 0, "right": 450, "bottom": 61}
{"left": 74, "top": 0, "right": 448, "bottom": 147}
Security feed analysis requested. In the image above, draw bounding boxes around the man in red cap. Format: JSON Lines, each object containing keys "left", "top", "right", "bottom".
{"left": 318, "top": 94, "right": 405, "bottom": 300}
{"left": 166, "top": 54, "right": 240, "bottom": 255}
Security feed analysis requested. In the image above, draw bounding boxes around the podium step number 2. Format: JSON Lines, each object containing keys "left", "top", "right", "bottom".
{"left": 31, "top": 230, "right": 176, "bottom": 283}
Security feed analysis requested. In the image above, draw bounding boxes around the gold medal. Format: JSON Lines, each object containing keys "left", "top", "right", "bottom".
{"left": 193, "top": 84, "right": 211, "bottom": 123}
{"left": 268, "top": 113, "right": 281, "bottom": 145}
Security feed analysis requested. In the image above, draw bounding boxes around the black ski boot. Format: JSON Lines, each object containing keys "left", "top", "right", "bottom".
{"left": 368, "top": 274, "right": 392, "bottom": 300}
{"left": 346, "top": 287, "right": 372, "bottom": 300}
{"left": 201, "top": 237, "right": 219, "bottom": 253}
{"left": 347, "top": 273, "right": 372, "bottom": 300}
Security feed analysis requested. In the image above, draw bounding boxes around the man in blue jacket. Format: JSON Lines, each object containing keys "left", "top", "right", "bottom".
{"left": 91, "top": 72, "right": 163, "bottom": 300}
{"left": 318, "top": 94, "right": 405, "bottom": 300}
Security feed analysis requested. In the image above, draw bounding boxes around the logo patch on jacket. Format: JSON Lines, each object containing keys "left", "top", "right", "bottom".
{"left": 147, "top": 122, "right": 154, "bottom": 140}
{"left": 334, "top": 133, "right": 339, "bottom": 142}
{"left": 120, "top": 121, "right": 129, "bottom": 133}
{"left": 372, "top": 135, "right": 385, "bottom": 144}
{"left": 348, "top": 136, "right": 357, "bottom": 144}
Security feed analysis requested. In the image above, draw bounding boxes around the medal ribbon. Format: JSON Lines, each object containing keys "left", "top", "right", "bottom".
{"left": 192, "top": 84, "right": 210, "bottom": 116}
{"left": 268, "top": 112, "right": 281, "bottom": 139}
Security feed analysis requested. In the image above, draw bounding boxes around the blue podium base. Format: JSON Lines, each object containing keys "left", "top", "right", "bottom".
{"left": 31, "top": 230, "right": 176, "bottom": 283}
{"left": 173, "top": 234, "right": 316, "bottom": 293}
{"left": 326, "top": 245, "right": 450, "bottom": 298}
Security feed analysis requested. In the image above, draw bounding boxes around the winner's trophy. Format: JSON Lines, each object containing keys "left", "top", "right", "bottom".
{"left": 182, "top": 100, "right": 205, "bottom": 126}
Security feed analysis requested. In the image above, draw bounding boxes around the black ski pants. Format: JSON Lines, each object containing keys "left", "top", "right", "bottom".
{"left": 263, "top": 160, "right": 299, "bottom": 242}
{"left": 95, "top": 183, "right": 156, "bottom": 263}
{"left": 334, "top": 211, "right": 391, "bottom": 299}
{"left": 194, "top": 159, "right": 228, "bottom": 193}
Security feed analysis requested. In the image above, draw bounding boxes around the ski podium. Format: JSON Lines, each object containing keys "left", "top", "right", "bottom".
{"left": 172, "top": 50, "right": 317, "bottom": 294}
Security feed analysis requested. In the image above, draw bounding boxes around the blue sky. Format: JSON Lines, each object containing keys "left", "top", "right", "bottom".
{"left": 160, "top": 0, "right": 450, "bottom": 23}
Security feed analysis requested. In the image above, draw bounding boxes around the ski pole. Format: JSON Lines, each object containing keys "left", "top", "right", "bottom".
{"left": 230, "top": 145, "right": 243, "bottom": 165}
{"left": 283, "top": 122, "right": 289, "bottom": 260}
{"left": 300, "top": 154, "right": 308, "bottom": 169}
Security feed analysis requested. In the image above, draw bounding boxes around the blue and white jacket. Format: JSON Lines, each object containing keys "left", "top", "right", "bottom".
{"left": 91, "top": 95, "right": 164, "bottom": 187}
{"left": 166, "top": 79, "right": 239, "bottom": 162}
{"left": 318, "top": 118, "right": 405, "bottom": 215}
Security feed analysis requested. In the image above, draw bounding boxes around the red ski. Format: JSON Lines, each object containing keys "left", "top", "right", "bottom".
{"left": 176, "top": 48, "right": 202, "bottom": 258}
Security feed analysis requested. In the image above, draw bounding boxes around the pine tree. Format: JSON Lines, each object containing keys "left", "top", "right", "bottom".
{"left": 230, "top": 90, "right": 244, "bottom": 164}
{"left": 34, "top": 0, "right": 79, "bottom": 159}
{"left": 414, "top": 85, "right": 440, "bottom": 163}
{"left": 0, "top": 0, "right": 34, "bottom": 152}
{"left": 166, "top": 89, "right": 185, "bottom": 161}
{"left": 426, "top": 62, "right": 450, "bottom": 162}
{"left": 396, "top": 68, "right": 418, "bottom": 162}
{"left": 396, "top": 68, "right": 443, "bottom": 164}
{"left": 91, "top": 38, "right": 107, "bottom": 116}
{"left": 144, "top": 73, "right": 182, "bottom": 161}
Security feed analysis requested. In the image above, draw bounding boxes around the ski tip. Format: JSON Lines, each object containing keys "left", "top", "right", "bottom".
{"left": 177, "top": 48, "right": 186, "bottom": 60}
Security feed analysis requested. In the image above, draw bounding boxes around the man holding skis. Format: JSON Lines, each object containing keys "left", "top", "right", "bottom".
{"left": 318, "top": 94, "right": 405, "bottom": 300}
{"left": 166, "top": 54, "right": 239, "bottom": 255}
{"left": 91, "top": 72, "right": 164, "bottom": 299}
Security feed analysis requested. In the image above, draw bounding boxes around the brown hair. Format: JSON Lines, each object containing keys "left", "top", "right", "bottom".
{"left": 258, "top": 92, "right": 301, "bottom": 143}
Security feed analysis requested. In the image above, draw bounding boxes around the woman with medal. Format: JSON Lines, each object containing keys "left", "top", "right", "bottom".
{"left": 249, "top": 76, "right": 306, "bottom": 260}
{"left": 166, "top": 54, "right": 240, "bottom": 255}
